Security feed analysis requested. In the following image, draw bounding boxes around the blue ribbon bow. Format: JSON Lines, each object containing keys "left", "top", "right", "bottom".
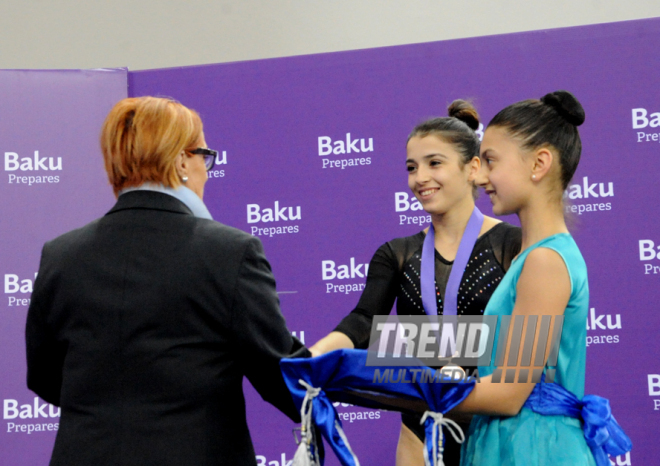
{"left": 524, "top": 378, "right": 632, "bottom": 465}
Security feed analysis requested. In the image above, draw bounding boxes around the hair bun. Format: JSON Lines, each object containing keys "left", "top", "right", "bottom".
{"left": 541, "top": 91, "right": 585, "bottom": 126}
{"left": 448, "top": 100, "right": 480, "bottom": 130}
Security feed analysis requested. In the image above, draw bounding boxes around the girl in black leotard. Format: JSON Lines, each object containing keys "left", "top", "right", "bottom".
{"left": 310, "top": 101, "right": 521, "bottom": 466}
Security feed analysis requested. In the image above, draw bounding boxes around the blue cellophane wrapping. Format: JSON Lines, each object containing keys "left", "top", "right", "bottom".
{"left": 281, "top": 349, "right": 475, "bottom": 465}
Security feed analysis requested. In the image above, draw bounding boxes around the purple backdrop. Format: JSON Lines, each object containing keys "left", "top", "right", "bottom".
{"left": 2, "top": 16, "right": 659, "bottom": 466}
{"left": 0, "top": 69, "right": 127, "bottom": 464}
{"left": 129, "top": 17, "right": 660, "bottom": 466}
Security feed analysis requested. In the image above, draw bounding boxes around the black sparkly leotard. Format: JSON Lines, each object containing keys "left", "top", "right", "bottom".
{"left": 333, "top": 222, "right": 521, "bottom": 463}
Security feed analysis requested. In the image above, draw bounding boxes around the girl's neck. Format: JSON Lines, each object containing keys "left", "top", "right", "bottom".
{"left": 517, "top": 197, "right": 568, "bottom": 250}
{"left": 430, "top": 197, "right": 476, "bottom": 244}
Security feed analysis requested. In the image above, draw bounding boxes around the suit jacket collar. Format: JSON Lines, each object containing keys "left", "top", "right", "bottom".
{"left": 107, "top": 190, "right": 193, "bottom": 217}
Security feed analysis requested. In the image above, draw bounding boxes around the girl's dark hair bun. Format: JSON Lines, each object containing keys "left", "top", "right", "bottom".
{"left": 540, "top": 90, "right": 585, "bottom": 127}
{"left": 448, "top": 99, "right": 480, "bottom": 131}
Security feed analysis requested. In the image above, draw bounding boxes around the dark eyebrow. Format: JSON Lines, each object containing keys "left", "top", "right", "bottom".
{"left": 406, "top": 153, "right": 448, "bottom": 164}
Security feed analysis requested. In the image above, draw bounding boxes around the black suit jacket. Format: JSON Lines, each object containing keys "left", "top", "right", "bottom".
{"left": 26, "top": 191, "right": 306, "bottom": 466}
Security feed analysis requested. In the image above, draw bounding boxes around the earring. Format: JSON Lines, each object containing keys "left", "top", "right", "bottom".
{"left": 182, "top": 176, "right": 189, "bottom": 183}
{"left": 531, "top": 174, "right": 536, "bottom": 180}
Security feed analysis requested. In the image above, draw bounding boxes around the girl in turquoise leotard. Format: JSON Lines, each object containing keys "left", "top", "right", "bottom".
{"left": 453, "top": 90, "right": 597, "bottom": 465}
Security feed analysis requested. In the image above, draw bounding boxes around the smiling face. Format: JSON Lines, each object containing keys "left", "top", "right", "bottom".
{"left": 406, "top": 135, "right": 477, "bottom": 216}
{"left": 476, "top": 126, "right": 534, "bottom": 216}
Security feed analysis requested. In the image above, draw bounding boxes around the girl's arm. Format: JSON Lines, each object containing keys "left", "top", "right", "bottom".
{"left": 454, "top": 247, "right": 571, "bottom": 416}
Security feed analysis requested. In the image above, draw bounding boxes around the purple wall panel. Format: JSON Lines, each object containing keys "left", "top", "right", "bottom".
{"left": 1, "top": 69, "right": 127, "bottom": 464}
{"left": 2, "top": 16, "right": 658, "bottom": 466}
{"left": 130, "top": 18, "right": 660, "bottom": 465}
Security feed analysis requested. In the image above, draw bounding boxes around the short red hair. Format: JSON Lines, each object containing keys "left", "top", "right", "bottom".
{"left": 100, "top": 97, "right": 203, "bottom": 196}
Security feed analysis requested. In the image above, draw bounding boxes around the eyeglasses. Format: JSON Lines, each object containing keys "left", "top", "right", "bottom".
{"left": 190, "top": 148, "right": 218, "bottom": 171}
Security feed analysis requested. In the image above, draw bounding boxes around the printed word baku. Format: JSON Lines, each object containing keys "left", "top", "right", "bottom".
{"left": 247, "top": 201, "right": 301, "bottom": 237}
{"left": 318, "top": 133, "right": 374, "bottom": 169}
{"left": 4, "top": 151, "right": 62, "bottom": 184}
{"left": 632, "top": 108, "right": 660, "bottom": 143}
{"left": 395, "top": 192, "right": 431, "bottom": 225}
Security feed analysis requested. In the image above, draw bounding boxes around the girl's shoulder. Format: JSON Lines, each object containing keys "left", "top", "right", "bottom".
{"left": 375, "top": 231, "right": 426, "bottom": 271}
{"left": 481, "top": 219, "right": 522, "bottom": 241}
{"left": 388, "top": 230, "right": 426, "bottom": 249}
{"left": 479, "top": 221, "right": 523, "bottom": 271}
{"left": 516, "top": 234, "right": 587, "bottom": 288}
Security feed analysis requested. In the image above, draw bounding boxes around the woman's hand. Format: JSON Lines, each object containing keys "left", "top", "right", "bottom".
{"left": 309, "top": 332, "right": 354, "bottom": 357}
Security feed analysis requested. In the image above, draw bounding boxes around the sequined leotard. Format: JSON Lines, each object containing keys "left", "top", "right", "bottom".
{"left": 334, "top": 221, "right": 521, "bottom": 464}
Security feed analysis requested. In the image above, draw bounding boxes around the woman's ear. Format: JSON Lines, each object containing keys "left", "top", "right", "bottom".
{"left": 530, "top": 147, "right": 554, "bottom": 182}
{"left": 175, "top": 151, "right": 187, "bottom": 179}
{"left": 467, "top": 156, "right": 481, "bottom": 182}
